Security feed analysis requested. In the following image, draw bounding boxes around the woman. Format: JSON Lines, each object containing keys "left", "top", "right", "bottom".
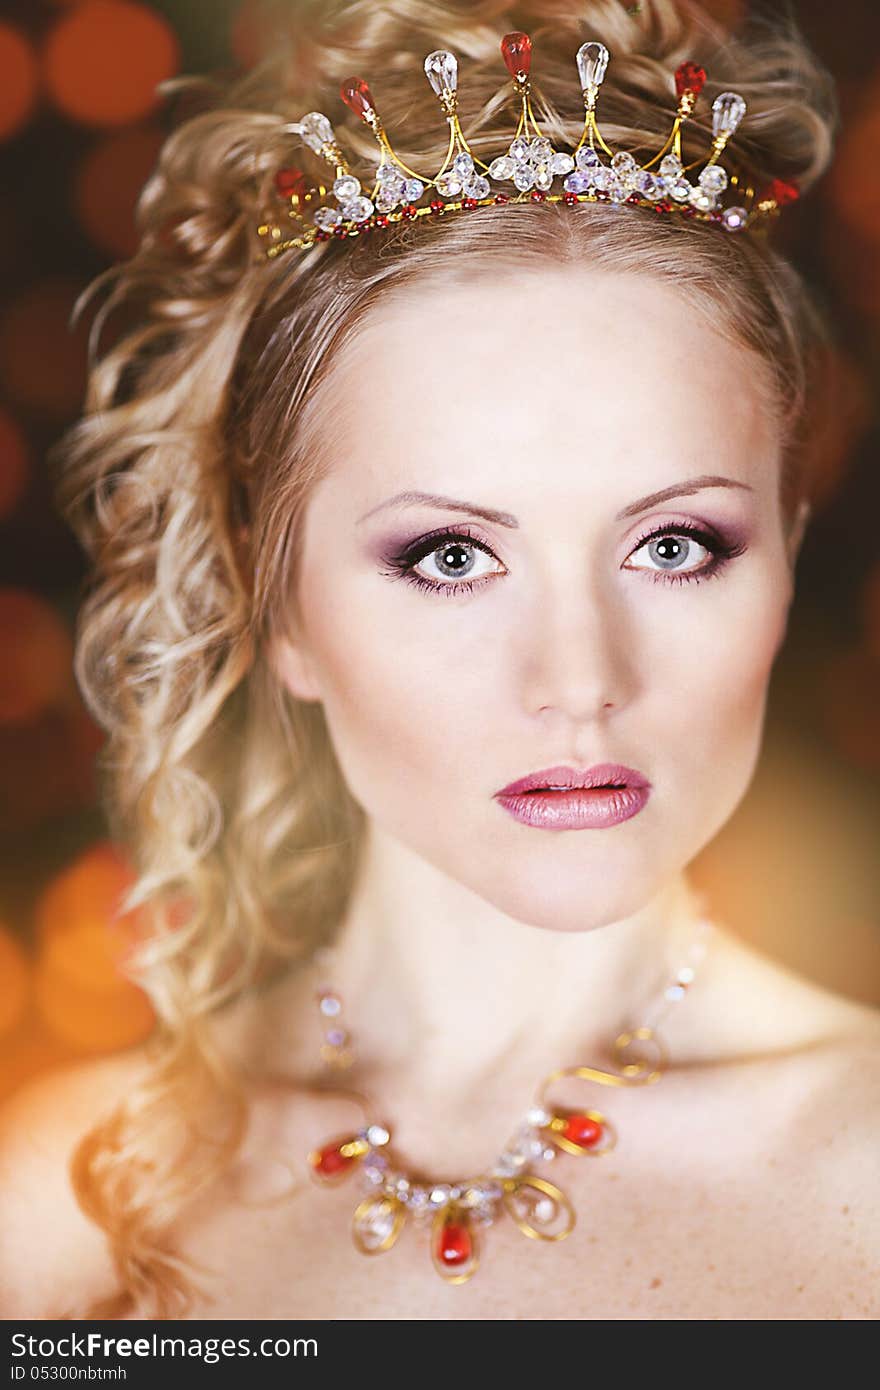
{"left": 1, "top": 0, "right": 877, "bottom": 1321}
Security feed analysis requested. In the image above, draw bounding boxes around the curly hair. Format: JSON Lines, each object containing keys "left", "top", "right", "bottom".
{"left": 47, "top": 0, "right": 836, "bottom": 1318}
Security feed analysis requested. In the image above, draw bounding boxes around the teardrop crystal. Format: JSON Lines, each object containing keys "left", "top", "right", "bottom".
{"left": 577, "top": 41, "right": 610, "bottom": 92}
{"left": 298, "top": 112, "right": 335, "bottom": 153}
{"left": 712, "top": 91, "right": 746, "bottom": 140}
{"left": 340, "top": 76, "right": 376, "bottom": 122}
{"left": 424, "top": 49, "right": 458, "bottom": 98}
{"left": 501, "top": 31, "right": 532, "bottom": 80}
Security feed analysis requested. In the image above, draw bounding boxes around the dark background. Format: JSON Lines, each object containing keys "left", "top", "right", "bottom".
{"left": 0, "top": 0, "right": 878, "bottom": 1097}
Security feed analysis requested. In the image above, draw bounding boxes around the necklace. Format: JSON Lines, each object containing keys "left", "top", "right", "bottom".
{"left": 306, "top": 913, "right": 713, "bottom": 1283}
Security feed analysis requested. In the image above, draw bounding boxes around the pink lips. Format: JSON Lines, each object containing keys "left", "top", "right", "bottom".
{"left": 494, "top": 762, "right": 651, "bottom": 831}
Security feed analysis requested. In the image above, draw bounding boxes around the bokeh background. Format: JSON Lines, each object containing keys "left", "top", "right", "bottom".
{"left": 0, "top": 0, "right": 878, "bottom": 1101}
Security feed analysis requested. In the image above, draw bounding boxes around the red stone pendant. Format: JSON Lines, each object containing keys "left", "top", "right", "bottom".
{"left": 431, "top": 1207, "right": 479, "bottom": 1281}
{"left": 274, "top": 166, "right": 308, "bottom": 200}
{"left": 308, "top": 1134, "right": 363, "bottom": 1179}
{"left": 501, "top": 31, "right": 532, "bottom": 80}
{"left": 562, "top": 1112, "right": 604, "bottom": 1148}
{"left": 675, "top": 61, "right": 707, "bottom": 98}
{"left": 763, "top": 177, "right": 800, "bottom": 206}
{"left": 340, "top": 76, "right": 376, "bottom": 121}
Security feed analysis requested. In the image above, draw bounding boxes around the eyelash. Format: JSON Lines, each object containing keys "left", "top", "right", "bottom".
{"left": 379, "top": 522, "right": 747, "bottom": 599}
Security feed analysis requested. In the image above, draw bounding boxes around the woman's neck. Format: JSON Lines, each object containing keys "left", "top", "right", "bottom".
{"left": 309, "top": 822, "right": 712, "bottom": 1111}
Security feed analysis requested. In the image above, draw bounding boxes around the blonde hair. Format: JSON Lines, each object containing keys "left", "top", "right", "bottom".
{"left": 48, "top": 0, "right": 836, "bottom": 1318}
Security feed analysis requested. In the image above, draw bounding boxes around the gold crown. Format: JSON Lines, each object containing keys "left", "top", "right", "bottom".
{"left": 257, "top": 31, "right": 800, "bottom": 261}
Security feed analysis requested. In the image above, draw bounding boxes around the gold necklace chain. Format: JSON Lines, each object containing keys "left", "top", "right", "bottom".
{"left": 305, "top": 913, "right": 714, "bottom": 1282}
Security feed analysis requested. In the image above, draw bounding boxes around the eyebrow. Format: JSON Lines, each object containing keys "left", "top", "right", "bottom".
{"left": 356, "top": 475, "right": 754, "bottom": 527}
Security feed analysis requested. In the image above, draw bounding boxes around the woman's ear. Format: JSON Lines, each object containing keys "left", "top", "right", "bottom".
{"left": 269, "top": 631, "right": 323, "bottom": 703}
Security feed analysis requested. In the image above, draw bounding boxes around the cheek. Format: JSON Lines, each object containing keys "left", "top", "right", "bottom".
{"left": 297, "top": 582, "right": 468, "bottom": 810}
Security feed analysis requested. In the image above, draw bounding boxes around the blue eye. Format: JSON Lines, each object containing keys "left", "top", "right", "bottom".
{"left": 379, "top": 522, "right": 744, "bottom": 598}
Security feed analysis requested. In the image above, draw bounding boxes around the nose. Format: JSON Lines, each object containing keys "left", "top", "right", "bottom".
{"left": 518, "top": 576, "right": 636, "bottom": 724}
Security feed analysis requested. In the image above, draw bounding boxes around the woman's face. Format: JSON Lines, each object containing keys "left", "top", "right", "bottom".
{"left": 272, "top": 266, "right": 805, "bottom": 932}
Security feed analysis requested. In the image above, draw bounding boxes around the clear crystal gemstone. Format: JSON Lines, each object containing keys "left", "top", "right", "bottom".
{"left": 464, "top": 174, "right": 491, "bottom": 199}
{"left": 452, "top": 151, "right": 475, "bottom": 179}
{"left": 299, "top": 111, "right": 335, "bottom": 153}
{"left": 591, "top": 166, "right": 611, "bottom": 191}
{"left": 699, "top": 164, "right": 729, "bottom": 193}
{"left": 722, "top": 205, "right": 748, "bottom": 231}
{"left": 712, "top": 91, "right": 747, "bottom": 140}
{"left": 659, "top": 154, "right": 683, "bottom": 180}
{"left": 608, "top": 179, "right": 629, "bottom": 203}
{"left": 564, "top": 171, "right": 590, "bottom": 193}
{"left": 353, "top": 1198, "right": 396, "bottom": 1249}
{"left": 678, "top": 965, "right": 696, "bottom": 983}
{"left": 489, "top": 155, "right": 516, "bottom": 180}
{"left": 313, "top": 206, "right": 341, "bottom": 230}
{"left": 509, "top": 136, "right": 531, "bottom": 161}
{"left": 394, "top": 1175, "right": 411, "bottom": 1196}
{"left": 435, "top": 171, "right": 462, "bottom": 197}
{"left": 534, "top": 165, "right": 554, "bottom": 191}
{"left": 318, "top": 993, "right": 340, "bottom": 1016}
{"left": 577, "top": 41, "right": 610, "bottom": 92}
{"left": 529, "top": 137, "right": 553, "bottom": 162}
{"left": 576, "top": 146, "right": 600, "bottom": 171}
{"left": 542, "top": 1146, "right": 557, "bottom": 1161}
{"left": 406, "top": 1185, "right": 430, "bottom": 1210}
{"left": 342, "top": 195, "right": 374, "bottom": 222}
{"left": 513, "top": 163, "right": 535, "bottom": 191}
{"left": 424, "top": 49, "right": 458, "bottom": 98}
{"left": 375, "top": 191, "right": 399, "bottom": 213}
{"left": 429, "top": 1184, "right": 451, "bottom": 1205}
{"left": 669, "top": 179, "right": 692, "bottom": 202}
{"left": 403, "top": 179, "right": 425, "bottom": 202}
{"left": 665, "top": 983, "right": 686, "bottom": 1000}
{"left": 611, "top": 151, "right": 637, "bottom": 177}
{"left": 526, "top": 1107, "right": 550, "bottom": 1127}
{"left": 688, "top": 187, "right": 715, "bottom": 212}
{"left": 366, "top": 1124, "right": 389, "bottom": 1146}
{"left": 333, "top": 174, "right": 361, "bottom": 202}
{"left": 635, "top": 169, "right": 662, "bottom": 199}
{"left": 551, "top": 152, "right": 575, "bottom": 175}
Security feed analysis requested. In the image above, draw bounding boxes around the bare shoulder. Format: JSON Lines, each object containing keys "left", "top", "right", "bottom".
{"left": 0, "top": 1045, "right": 153, "bottom": 1319}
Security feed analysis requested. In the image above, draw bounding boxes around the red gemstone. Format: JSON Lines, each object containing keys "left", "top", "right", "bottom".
{"left": 563, "top": 190, "right": 578, "bottom": 205}
{"left": 501, "top": 31, "right": 532, "bottom": 80}
{"left": 494, "top": 193, "right": 510, "bottom": 204}
{"left": 340, "top": 76, "right": 376, "bottom": 121}
{"left": 430, "top": 198, "right": 445, "bottom": 213}
{"left": 275, "top": 166, "right": 307, "bottom": 199}
{"left": 530, "top": 189, "right": 546, "bottom": 202}
{"left": 462, "top": 196, "right": 478, "bottom": 209}
{"left": 374, "top": 214, "right": 389, "bottom": 228}
{"left": 764, "top": 177, "right": 800, "bottom": 206}
{"left": 402, "top": 203, "right": 417, "bottom": 219}
{"left": 311, "top": 1140, "right": 355, "bottom": 1176}
{"left": 333, "top": 224, "right": 347, "bottom": 237}
{"left": 562, "top": 1113, "right": 603, "bottom": 1148}
{"left": 315, "top": 229, "right": 331, "bottom": 241}
{"left": 675, "top": 61, "right": 707, "bottom": 99}
{"left": 437, "top": 1220, "right": 472, "bottom": 1266}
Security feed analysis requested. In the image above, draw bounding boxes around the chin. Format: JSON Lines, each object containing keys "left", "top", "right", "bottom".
{"left": 463, "top": 856, "right": 661, "bottom": 934}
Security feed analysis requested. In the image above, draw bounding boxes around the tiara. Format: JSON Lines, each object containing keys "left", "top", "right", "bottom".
{"left": 257, "top": 31, "right": 800, "bottom": 261}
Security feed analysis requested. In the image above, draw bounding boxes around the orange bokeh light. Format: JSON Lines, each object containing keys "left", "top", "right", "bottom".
{"left": 33, "top": 841, "right": 156, "bottom": 1052}
{"left": 0, "top": 278, "right": 90, "bottom": 416}
{"left": 0, "top": 927, "right": 30, "bottom": 1038}
{"left": 0, "top": 22, "right": 39, "bottom": 142}
{"left": 830, "top": 90, "right": 880, "bottom": 246}
{"left": 0, "top": 588, "right": 73, "bottom": 725}
{"left": 43, "top": 0, "right": 179, "bottom": 128}
{"left": 75, "top": 125, "right": 164, "bottom": 259}
{"left": 0, "top": 406, "right": 29, "bottom": 518}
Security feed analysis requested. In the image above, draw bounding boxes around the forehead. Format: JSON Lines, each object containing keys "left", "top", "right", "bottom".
{"left": 319, "top": 266, "right": 778, "bottom": 507}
